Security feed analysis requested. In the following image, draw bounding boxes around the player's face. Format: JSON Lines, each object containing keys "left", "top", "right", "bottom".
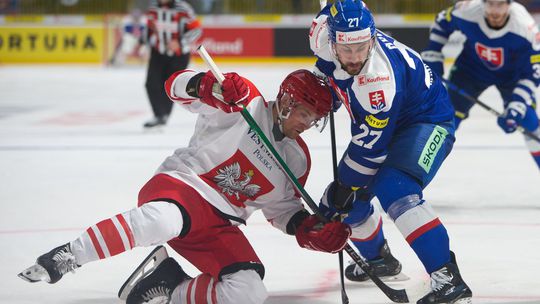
{"left": 484, "top": 0, "right": 510, "bottom": 28}
{"left": 333, "top": 39, "right": 373, "bottom": 76}
{"left": 281, "top": 101, "right": 322, "bottom": 139}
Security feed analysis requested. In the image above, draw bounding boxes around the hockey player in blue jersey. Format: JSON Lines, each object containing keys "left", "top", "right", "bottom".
{"left": 309, "top": 1, "right": 472, "bottom": 303}
{"left": 422, "top": 0, "right": 540, "bottom": 169}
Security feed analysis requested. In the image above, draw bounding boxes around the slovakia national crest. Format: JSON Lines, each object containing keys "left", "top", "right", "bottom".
{"left": 369, "top": 90, "right": 386, "bottom": 111}
{"left": 475, "top": 42, "right": 504, "bottom": 70}
{"left": 214, "top": 162, "right": 261, "bottom": 200}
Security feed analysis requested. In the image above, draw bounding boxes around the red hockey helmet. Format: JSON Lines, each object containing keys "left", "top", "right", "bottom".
{"left": 277, "top": 69, "right": 332, "bottom": 118}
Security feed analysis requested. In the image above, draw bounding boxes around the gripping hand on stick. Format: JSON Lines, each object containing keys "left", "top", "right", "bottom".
{"left": 295, "top": 215, "right": 351, "bottom": 254}
{"left": 198, "top": 71, "right": 250, "bottom": 113}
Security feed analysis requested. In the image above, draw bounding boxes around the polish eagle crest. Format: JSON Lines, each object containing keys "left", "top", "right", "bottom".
{"left": 213, "top": 162, "right": 261, "bottom": 199}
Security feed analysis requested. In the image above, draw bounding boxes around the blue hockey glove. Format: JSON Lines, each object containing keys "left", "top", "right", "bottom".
{"left": 497, "top": 101, "right": 527, "bottom": 133}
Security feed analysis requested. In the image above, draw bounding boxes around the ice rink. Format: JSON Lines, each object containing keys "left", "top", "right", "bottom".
{"left": 1, "top": 63, "right": 539, "bottom": 304}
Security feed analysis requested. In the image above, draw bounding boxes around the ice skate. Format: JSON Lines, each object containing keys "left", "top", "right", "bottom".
{"left": 125, "top": 256, "right": 191, "bottom": 304}
{"left": 143, "top": 115, "right": 168, "bottom": 129}
{"left": 417, "top": 252, "right": 472, "bottom": 304}
{"left": 345, "top": 240, "right": 406, "bottom": 282}
{"left": 119, "top": 245, "right": 169, "bottom": 300}
{"left": 18, "top": 243, "right": 79, "bottom": 284}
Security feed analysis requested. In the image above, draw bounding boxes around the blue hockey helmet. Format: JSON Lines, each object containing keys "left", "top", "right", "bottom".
{"left": 327, "top": 0, "right": 376, "bottom": 44}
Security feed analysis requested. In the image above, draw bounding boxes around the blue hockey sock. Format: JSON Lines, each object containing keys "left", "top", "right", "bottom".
{"left": 351, "top": 227, "right": 385, "bottom": 261}
{"left": 409, "top": 224, "right": 450, "bottom": 273}
{"left": 531, "top": 152, "right": 540, "bottom": 169}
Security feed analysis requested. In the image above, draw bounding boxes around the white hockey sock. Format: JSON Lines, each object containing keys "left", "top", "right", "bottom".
{"left": 70, "top": 201, "right": 184, "bottom": 265}
{"left": 170, "top": 270, "right": 268, "bottom": 304}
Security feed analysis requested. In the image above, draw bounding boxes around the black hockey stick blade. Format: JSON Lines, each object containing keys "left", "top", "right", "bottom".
{"left": 118, "top": 245, "right": 169, "bottom": 300}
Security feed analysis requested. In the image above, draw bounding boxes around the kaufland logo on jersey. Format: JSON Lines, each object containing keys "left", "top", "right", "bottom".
{"left": 336, "top": 29, "right": 371, "bottom": 44}
{"left": 369, "top": 90, "right": 386, "bottom": 111}
{"left": 309, "top": 21, "right": 317, "bottom": 37}
{"left": 475, "top": 42, "right": 504, "bottom": 70}
{"left": 358, "top": 74, "right": 390, "bottom": 86}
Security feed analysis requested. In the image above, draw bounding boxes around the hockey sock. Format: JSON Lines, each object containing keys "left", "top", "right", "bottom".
{"left": 407, "top": 222, "right": 450, "bottom": 273}
{"left": 349, "top": 207, "right": 386, "bottom": 261}
{"left": 70, "top": 201, "right": 183, "bottom": 265}
{"left": 351, "top": 226, "right": 385, "bottom": 261}
{"left": 171, "top": 270, "right": 267, "bottom": 304}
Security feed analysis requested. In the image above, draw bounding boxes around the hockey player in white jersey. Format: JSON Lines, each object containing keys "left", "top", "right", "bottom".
{"left": 309, "top": 0, "right": 472, "bottom": 303}
{"left": 18, "top": 69, "right": 352, "bottom": 304}
{"left": 422, "top": 0, "right": 540, "bottom": 169}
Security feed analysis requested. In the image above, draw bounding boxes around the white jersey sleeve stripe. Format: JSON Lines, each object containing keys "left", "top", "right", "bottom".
{"left": 518, "top": 79, "right": 537, "bottom": 93}
{"left": 344, "top": 153, "right": 378, "bottom": 176}
{"left": 363, "top": 155, "right": 387, "bottom": 163}
{"left": 514, "top": 87, "right": 534, "bottom": 105}
{"left": 429, "top": 33, "right": 449, "bottom": 45}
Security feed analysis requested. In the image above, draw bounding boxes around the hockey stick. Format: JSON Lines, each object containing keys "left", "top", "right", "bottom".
{"left": 442, "top": 78, "right": 540, "bottom": 143}
{"left": 329, "top": 110, "right": 350, "bottom": 304}
{"left": 196, "top": 45, "right": 409, "bottom": 303}
{"left": 316, "top": 0, "right": 348, "bottom": 302}
{"left": 316, "top": 1, "right": 348, "bottom": 302}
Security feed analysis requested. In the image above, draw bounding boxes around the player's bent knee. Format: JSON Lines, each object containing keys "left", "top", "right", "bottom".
{"left": 387, "top": 195, "right": 439, "bottom": 238}
{"left": 386, "top": 194, "right": 424, "bottom": 222}
{"left": 218, "top": 269, "right": 268, "bottom": 304}
{"left": 126, "top": 201, "right": 184, "bottom": 246}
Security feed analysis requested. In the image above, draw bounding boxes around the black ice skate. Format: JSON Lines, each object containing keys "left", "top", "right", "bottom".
{"left": 417, "top": 252, "right": 472, "bottom": 304}
{"left": 125, "top": 257, "right": 191, "bottom": 304}
{"left": 143, "top": 115, "right": 168, "bottom": 129}
{"left": 345, "top": 240, "right": 404, "bottom": 282}
{"left": 18, "top": 243, "right": 79, "bottom": 284}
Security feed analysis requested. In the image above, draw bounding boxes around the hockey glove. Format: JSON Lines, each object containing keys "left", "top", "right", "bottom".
{"left": 497, "top": 101, "right": 527, "bottom": 133}
{"left": 198, "top": 71, "right": 250, "bottom": 113}
{"left": 295, "top": 215, "right": 351, "bottom": 254}
{"left": 321, "top": 181, "right": 369, "bottom": 216}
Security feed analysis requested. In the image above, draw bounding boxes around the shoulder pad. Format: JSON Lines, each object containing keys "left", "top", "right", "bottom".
{"left": 450, "top": 0, "right": 484, "bottom": 23}
{"left": 309, "top": 14, "right": 330, "bottom": 56}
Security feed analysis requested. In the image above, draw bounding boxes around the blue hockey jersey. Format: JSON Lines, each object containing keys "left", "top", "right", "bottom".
{"left": 422, "top": 0, "right": 540, "bottom": 108}
{"left": 309, "top": 11, "right": 454, "bottom": 187}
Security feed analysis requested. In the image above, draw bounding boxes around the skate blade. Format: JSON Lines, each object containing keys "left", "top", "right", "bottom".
{"left": 454, "top": 297, "right": 473, "bottom": 304}
{"left": 118, "top": 245, "right": 168, "bottom": 300}
{"left": 354, "top": 272, "right": 411, "bottom": 283}
{"left": 143, "top": 125, "right": 165, "bottom": 133}
{"left": 18, "top": 264, "right": 50, "bottom": 283}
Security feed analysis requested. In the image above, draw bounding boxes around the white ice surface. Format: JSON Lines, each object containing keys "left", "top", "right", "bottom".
{"left": 1, "top": 63, "right": 539, "bottom": 304}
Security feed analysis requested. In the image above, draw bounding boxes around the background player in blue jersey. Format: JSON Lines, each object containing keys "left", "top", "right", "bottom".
{"left": 422, "top": 0, "right": 540, "bottom": 169}
{"left": 309, "top": 1, "right": 472, "bottom": 303}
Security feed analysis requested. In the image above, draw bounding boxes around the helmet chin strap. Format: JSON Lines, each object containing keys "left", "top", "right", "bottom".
{"left": 275, "top": 98, "right": 293, "bottom": 133}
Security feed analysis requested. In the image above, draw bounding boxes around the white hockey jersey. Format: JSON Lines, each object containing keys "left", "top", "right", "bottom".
{"left": 160, "top": 70, "right": 310, "bottom": 233}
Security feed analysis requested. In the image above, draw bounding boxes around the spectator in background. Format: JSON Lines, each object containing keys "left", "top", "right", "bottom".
{"left": 292, "top": 0, "right": 303, "bottom": 14}
{"left": 0, "top": 0, "right": 18, "bottom": 14}
{"left": 142, "top": 0, "right": 202, "bottom": 129}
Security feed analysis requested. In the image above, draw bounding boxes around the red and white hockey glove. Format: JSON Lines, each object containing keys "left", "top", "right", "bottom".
{"left": 295, "top": 215, "right": 351, "bottom": 254}
{"left": 198, "top": 71, "right": 250, "bottom": 113}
